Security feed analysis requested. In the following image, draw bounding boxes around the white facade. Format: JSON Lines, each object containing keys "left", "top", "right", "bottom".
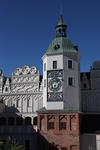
{"left": 0, "top": 65, "right": 43, "bottom": 150}
{"left": 0, "top": 65, "right": 43, "bottom": 116}
{"left": 63, "top": 54, "right": 81, "bottom": 111}
{"left": 42, "top": 52, "right": 81, "bottom": 111}
{"left": 42, "top": 16, "right": 81, "bottom": 111}
{"left": 42, "top": 54, "right": 64, "bottom": 110}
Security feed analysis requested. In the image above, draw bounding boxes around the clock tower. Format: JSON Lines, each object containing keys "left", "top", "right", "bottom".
{"left": 42, "top": 16, "right": 81, "bottom": 111}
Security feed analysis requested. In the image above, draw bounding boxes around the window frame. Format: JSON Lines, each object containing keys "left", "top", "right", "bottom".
{"left": 5, "top": 87, "right": 8, "bottom": 92}
{"left": 48, "top": 122, "right": 54, "bottom": 130}
{"left": 16, "top": 98, "right": 20, "bottom": 108}
{"left": 59, "top": 122, "right": 66, "bottom": 130}
{"left": 68, "top": 77, "right": 73, "bottom": 86}
{"left": 53, "top": 61, "right": 57, "bottom": 69}
{"left": 68, "top": 60, "right": 73, "bottom": 69}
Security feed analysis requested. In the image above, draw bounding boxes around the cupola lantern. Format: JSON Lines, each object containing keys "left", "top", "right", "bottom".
{"left": 56, "top": 15, "right": 67, "bottom": 37}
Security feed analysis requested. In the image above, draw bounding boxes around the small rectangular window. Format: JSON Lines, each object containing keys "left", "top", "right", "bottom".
{"left": 44, "top": 63, "right": 46, "bottom": 71}
{"left": 68, "top": 77, "right": 73, "bottom": 86}
{"left": 53, "top": 61, "right": 57, "bottom": 69}
{"left": 68, "top": 60, "right": 72, "bottom": 69}
{"left": 48, "top": 122, "right": 54, "bottom": 129}
{"left": 60, "top": 122, "right": 66, "bottom": 130}
{"left": 44, "top": 79, "right": 46, "bottom": 87}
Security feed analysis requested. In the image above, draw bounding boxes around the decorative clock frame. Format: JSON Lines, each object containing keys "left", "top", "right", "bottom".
{"left": 47, "top": 70, "right": 63, "bottom": 101}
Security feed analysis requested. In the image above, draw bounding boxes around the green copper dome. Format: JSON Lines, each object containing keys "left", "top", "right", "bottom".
{"left": 45, "top": 37, "right": 78, "bottom": 55}
{"left": 45, "top": 16, "right": 78, "bottom": 55}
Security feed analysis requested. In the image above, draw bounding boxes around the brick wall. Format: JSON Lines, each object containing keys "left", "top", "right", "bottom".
{"left": 37, "top": 112, "right": 80, "bottom": 150}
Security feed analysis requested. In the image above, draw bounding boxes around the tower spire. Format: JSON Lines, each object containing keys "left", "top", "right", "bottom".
{"left": 56, "top": 15, "right": 67, "bottom": 37}
{"left": 59, "top": 0, "right": 63, "bottom": 17}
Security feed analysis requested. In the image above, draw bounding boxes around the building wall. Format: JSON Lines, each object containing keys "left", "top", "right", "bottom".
{"left": 81, "top": 62, "right": 100, "bottom": 112}
{"left": 37, "top": 112, "right": 80, "bottom": 150}
{"left": 63, "top": 54, "right": 81, "bottom": 111}
{"left": 91, "top": 69, "right": 100, "bottom": 90}
{"left": 82, "top": 90, "right": 100, "bottom": 112}
{"left": 0, "top": 65, "right": 43, "bottom": 150}
{"left": 42, "top": 54, "right": 64, "bottom": 110}
{"left": 80, "top": 133, "right": 100, "bottom": 150}
{"left": 0, "top": 65, "right": 43, "bottom": 116}
{"left": 42, "top": 52, "right": 81, "bottom": 111}
{"left": 80, "top": 134, "right": 96, "bottom": 150}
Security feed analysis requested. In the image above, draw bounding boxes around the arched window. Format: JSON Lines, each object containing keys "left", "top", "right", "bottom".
{"left": 47, "top": 115, "right": 55, "bottom": 130}
{"left": 0, "top": 117, "right": 6, "bottom": 125}
{"left": 27, "top": 97, "right": 30, "bottom": 107}
{"left": 16, "top": 98, "right": 20, "bottom": 107}
{"left": 59, "top": 115, "right": 67, "bottom": 130}
{"left": 5, "top": 87, "right": 8, "bottom": 92}
{"left": 25, "top": 117, "right": 31, "bottom": 125}
{"left": 27, "top": 99, "right": 29, "bottom": 107}
{"left": 33, "top": 117, "right": 37, "bottom": 125}
{"left": 8, "top": 117, "right": 15, "bottom": 125}
{"left": 16, "top": 117, "right": 23, "bottom": 125}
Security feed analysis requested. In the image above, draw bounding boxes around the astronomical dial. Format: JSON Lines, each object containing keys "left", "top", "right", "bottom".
{"left": 49, "top": 78, "right": 61, "bottom": 91}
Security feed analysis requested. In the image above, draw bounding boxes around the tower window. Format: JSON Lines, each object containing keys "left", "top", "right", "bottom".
{"left": 53, "top": 61, "right": 57, "bottom": 69}
{"left": 44, "top": 79, "right": 46, "bottom": 87}
{"left": 68, "top": 60, "right": 72, "bottom": 69}
{"left": 44, "top": 63, "right": 46, "bottom": 71}
{"left": 68, "top": 77, "right": 73, "bottom": 86}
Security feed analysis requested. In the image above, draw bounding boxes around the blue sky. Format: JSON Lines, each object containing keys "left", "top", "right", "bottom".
{"left": 0, "top": 0, "right": 100, "bottom": 76}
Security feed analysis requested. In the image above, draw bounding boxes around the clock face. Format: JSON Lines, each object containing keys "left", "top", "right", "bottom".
{"left": 47, "top": 70, "right": 63, "bottom": 101}
{"left": 49, "top": 78, "right": 61, "bottom": 91}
